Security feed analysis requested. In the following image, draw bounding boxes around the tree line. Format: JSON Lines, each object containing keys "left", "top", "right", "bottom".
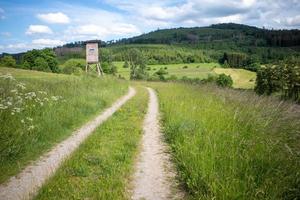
{"left": 255, "top": 60, "right": 300, "bottom": 102}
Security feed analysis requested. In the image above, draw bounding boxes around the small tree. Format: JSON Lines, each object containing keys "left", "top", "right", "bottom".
{"left": 123, "top": 61, "right": 129, "bottom": 68}
{"left": 0, "top": 55, "right": 16, "bottom": 68}
{"left": 216, "top": 74, "right": 233, "bottom": 87}
{"left": 128, "top": 49, "right": 148, "bottom": 80}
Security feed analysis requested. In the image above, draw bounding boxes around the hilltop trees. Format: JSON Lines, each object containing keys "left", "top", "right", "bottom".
{"left": 22, "top": 49, "right": 59, "bottom": 73}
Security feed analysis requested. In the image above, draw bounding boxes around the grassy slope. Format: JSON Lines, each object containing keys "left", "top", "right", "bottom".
{"left": 150, "top": 82, "right": 300, "bottom": 199}
{"left": 214, "top": 68, "right": 256, "bottom": 89}
{"left": 0, "top": 67, "right": 128, "bottom": 183}
{"left": 35, "top": 87, "right": 148, "bottom": 200}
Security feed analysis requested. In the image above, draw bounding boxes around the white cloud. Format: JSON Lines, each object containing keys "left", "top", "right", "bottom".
{"left": 285, "top": 15, "right": 300, "bottom": 26}
{"left": 0, "top": 8, "right": 5, "bottom": 19}
{"left": 37, "top": 12, "right": 70, "bottom": 24}
{"left": 60, "top": 5, "right": 141, "bottom": 41}
{"left": 32, "top": 39, "right": 64, "bottom": 46}
{"left": 1, "top": 32, "right": 11, "bottom": 37}
{"left": 26, "top": 25, "right": 53, "bottom": 35}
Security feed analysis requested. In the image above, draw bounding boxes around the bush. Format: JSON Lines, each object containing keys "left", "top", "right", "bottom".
{"left": 63, "top": 59, "right": 85, "bottom": 70}
{"left": 0, "top": 55, "right": 16, "bottom": 68}
{"left": 216, "top": 73, "right": 233, "bottom": 87}
{"left": 255, "top": 62, "right": 300, "bottom": 102}
{"left": 62, "top": 65, "right": 82, "bottom": 75}
{"left": 22, "top": 49, "right": 59, "bottom": 73}
{"left": 155, "top": 68, "right": 168, "bottom": 76}
{"left": 102, "top": 62, "right": 117, "bottom": 75}
{"left": 183, "top": 66, "right": 188, "bottom": 69}
{"left": 123, "top": 61, "right": 129, "bottom": 68}
{"left": 33, "top": 57, "right": 51, "bottom": 72}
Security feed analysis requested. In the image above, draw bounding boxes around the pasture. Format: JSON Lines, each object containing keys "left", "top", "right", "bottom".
{"left": 0, "top": 67, "right": 127, "bottom": 183}
{"left": 114, "top": 62, "right": 256, "bottom": 89}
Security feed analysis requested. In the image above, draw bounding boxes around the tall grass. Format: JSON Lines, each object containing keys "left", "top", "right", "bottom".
{"left": 150, "top": 82, "right": 300, "bottom": 199}
{"left": 0, "top": 68, "right": 128, "bottom": 183}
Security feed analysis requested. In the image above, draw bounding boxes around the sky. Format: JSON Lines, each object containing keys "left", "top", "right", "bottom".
{"left": 0, "top": 0, "right": 300, "bottom": 53}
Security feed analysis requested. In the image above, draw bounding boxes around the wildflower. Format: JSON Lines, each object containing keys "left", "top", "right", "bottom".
{"left": 17, "top": 83, "right": 26, "bottom": 90}
{"left": 6, "top": 102, "right": 12, "bottom": 106}
{"left": 11, "top": 112, "right": 15, "bottom": 115}
{"left": 51, "top": 96, "right": 59, "bottom": 101}
{"left": 0, "top": 73, "right": 15, "bottom": 80}
{"left": 10, "top": 89, "right": 18, "bottom": 93}
{"left": 21, "top": 119, "right": 25, "bottom": 124}
{"left": 26, "top": 117, "right": 33, "bottom": 121}
{"left": 27, "top": 125, "right": 35, "bottom": 131}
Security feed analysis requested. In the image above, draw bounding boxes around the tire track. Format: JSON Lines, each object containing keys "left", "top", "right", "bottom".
{"left": 131, "top": 87, "right": 183, "bottom": 200}
{"left": 0, "top": 87, "right": 136, "bottom": 200}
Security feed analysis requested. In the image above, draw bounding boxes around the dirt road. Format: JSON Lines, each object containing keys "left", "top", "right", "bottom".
{"left": 131, "top": 87, "right": 183, "bottom": 200}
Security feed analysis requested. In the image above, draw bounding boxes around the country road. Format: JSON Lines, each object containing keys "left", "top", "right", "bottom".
{"left": 131, "top": 87, "right": 183, "bottom": 200}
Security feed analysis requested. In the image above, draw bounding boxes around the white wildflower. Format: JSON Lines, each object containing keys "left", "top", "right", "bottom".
{"left": 27, "top": 125, "right": 35, "bottom": 131}
{"left": 51, "top": 96, "right": 59, "bottom": 101}
{"left": 21, "top": 119, "right": 25, "bottom": 124}
{"left": 26, "top": 117, "right": 33, "bottom": 121}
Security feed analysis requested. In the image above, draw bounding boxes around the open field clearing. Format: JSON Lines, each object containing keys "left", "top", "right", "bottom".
{"left": 0, "top": 67, "right": 128, "bottom": 184}
{"left": 114, "top": 62, "right": 255, "bottom": 89}
{"left": 35, "top": 87, "right": 148, "bottom": 200}
{"left": 114, "top": 62, "right": 219, "bottom": 80}
{"left": 149, "top": 82, "right": 300, "bottom": 199}
{"left": 213, "top": 68, "right": 256, "bottom": 89}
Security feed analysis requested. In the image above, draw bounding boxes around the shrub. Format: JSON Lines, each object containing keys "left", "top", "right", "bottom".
{"left": 63, "top": 59, "right": 85, "bottom": 70}
{"left": 33, "top": 57, "right": 51, "bottom": 72}
{"left": 255, "top": 62, "right": 300, "bottom": 102}
{"left": 0, "top": 55, "right": 16, "bottom": 68}
{"left": 62, "top": 65, "right": 82, "bottom": 75}
{"left": 22, "top": 49, "right": 59, "bottom": 73}
{"left": 123, "top": 61, "right": 129, "bottom": 68}
{"left": 155, "top": 68, "right": 168, "bottom": 76}
{"left": 183, "top": 66, "right": 188, "bottom": 69}
{"left": 102, "top": 62, "right": 117, "bottom": 75}
{"left": 216, "top": 73, "right": 233, "bottom": 87}
{"left": 168, "top": 75, "right": 178, "bottom": 81}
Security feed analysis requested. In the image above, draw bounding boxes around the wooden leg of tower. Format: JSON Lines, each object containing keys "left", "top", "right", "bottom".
{"left": 85, "top": 64, "right": 88, "bottom": 73}
{"left": 96, "top": 63, "right": 101, "bottom": 76}
{"left": 99, "top": 63, "right": 104, "bottom": 76}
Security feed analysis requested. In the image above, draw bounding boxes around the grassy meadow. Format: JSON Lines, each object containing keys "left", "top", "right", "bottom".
{"left": 35, "top": 87, "right": 148, "bottom": 200}
{"left": 0, "top": 67, "right": 128, "bottom": 183}
{"left": 149, "top": 82, "right": 300, "bottom": 199}
{"left": 214, "top": 68, "right": 256, "bottom": 89}
{"left": 114, "top": 61, "right": 256, "bottom": 89}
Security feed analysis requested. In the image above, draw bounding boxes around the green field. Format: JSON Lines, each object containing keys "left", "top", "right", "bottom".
{"left": 114, "top": 62, "right": 256, "bottom": 89}
{"left": 214, "top": 68, "right": 256, "bottom": 89}
{"left": 0, "top": 67, "right": 127, "bottom": 183}
{"left": 149, "top": 82, "right": 300, "bottom": 199}
{"left": 114, "top": 62, "right": 219, "bottom": 80}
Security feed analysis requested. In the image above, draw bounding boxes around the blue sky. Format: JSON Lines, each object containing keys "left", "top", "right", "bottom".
{"left": 0, "top": 0, "right": 300, "bottom": 53}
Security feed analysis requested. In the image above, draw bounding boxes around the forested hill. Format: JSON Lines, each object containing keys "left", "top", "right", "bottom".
{"left": 115, "top": 23, "right": 300, "bottom": 48}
